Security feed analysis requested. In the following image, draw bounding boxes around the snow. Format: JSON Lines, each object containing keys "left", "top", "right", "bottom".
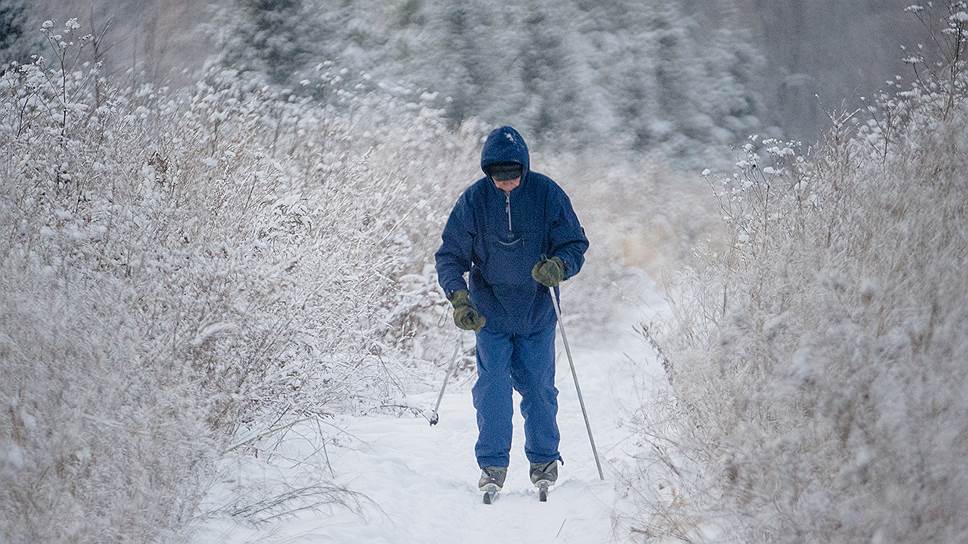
{"left": 194, "top": 295, "right": 668, "bottom": 543}
{"left": 1, "top": 441, "right": 26, "bottom": 473}
{"left": 191, "top": 322, "right": 239, "bottom": 347}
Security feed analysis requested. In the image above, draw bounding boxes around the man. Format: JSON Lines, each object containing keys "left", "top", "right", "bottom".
{"left": 435, "top": 125, "right": 589, "bottom": 495}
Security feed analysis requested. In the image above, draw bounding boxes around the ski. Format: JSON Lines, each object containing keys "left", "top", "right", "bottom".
{"left": 482, "top": 483, "right": 500, "bottom": 504}
{"left": 536, "top": 480, "right": 551, "bottom": 502}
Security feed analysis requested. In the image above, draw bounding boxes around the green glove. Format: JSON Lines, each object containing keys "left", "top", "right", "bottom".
{"left": 448, "top": 289, "right": 486, "bottom": 332}
{"left": 531, "top": 256, "right": 566, "bottom": 287}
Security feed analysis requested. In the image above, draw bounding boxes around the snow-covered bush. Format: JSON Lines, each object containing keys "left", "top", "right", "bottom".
{"left": 0, "top": 19, "right": 479, "bottom": 542}
{"left": 624, "top": 4, "right": 968, "bottom": 542}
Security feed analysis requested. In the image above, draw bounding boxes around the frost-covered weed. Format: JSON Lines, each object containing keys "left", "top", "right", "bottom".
{"left": 0, "top": 19, "right": 479, "bottom": 542}
{"left": 624, "top": 3, "right": 968, "bottom": 542}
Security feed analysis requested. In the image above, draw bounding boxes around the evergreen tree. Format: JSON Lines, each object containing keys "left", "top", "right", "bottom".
{"left": 433, "top": 1, "right": 480, "bottom": 124}
{"left": 515, "top": 0, "right": 595, "bottom": 146}
{"left": 579, "top": 1, "right": 762, "bottom": 158}
{"left": 0, "top": 0, "right": 38, "bottom": 71}
{"left": 212, "top": 0, "right": 319, "bottom": 86}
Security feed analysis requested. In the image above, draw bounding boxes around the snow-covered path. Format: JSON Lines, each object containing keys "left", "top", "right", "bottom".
{"left": 195, "top": 294, "right": 666, "bottom": 544}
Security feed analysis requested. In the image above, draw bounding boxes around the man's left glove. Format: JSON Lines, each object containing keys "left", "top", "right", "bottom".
{"left": 531, "top": 256, "right": 566, "bottom": 287}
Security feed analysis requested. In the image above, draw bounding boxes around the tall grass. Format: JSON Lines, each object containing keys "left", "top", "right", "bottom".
{"left": 0, "top": 19, "right": 480, "bottom": 542}
{"left": 626, "top": 3, "right": 968, "bottom": 542}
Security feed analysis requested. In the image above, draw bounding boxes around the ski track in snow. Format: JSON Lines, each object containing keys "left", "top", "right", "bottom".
{"left": 195, "top": 297, "right": 667, "bottom": 544}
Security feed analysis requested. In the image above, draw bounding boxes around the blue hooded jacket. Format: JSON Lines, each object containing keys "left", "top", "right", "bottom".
{"left": 435, "top": 126, "right": 589, "bottom": 333}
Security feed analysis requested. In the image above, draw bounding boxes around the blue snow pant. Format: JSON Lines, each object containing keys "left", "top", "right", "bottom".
{"left": 473, "top": 324, "right": 561, "bottom": 468}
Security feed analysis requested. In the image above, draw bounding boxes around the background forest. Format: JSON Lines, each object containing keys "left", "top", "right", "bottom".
{"left": 4, "top": 0, "right": 929, "bottom": 158}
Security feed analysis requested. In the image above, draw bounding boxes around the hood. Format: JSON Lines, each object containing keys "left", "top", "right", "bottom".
{"left": 480, "top": 125, "right": 530, "bottom": 176}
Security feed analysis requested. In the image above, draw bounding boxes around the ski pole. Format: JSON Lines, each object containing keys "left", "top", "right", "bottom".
{"left": 548, "top": 286, "right": 605, "bottom": 481}
{"left": 429, "top": 337, "right": 462, "bottom": 426}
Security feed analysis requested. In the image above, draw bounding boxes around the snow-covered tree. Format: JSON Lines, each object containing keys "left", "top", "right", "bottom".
{"left": 210, "top": 0, "right": 319, "bottom": 85}
{"left": 0, "top": 0, "right": 38, "bottom": 71}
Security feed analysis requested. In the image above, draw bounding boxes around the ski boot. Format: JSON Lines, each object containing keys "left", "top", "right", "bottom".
{"left": 530, "top": 461, "right": 558, "bottom": 502}
{"left": 479, "top": 466, "right": 507, "bottom": 504}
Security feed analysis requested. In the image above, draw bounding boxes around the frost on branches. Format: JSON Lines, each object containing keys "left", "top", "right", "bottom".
{"left": 0, "top": 20, "right": 479, "bottom": 543}
{"left": 623, "top": 4, "right": 968, "bottom": 543}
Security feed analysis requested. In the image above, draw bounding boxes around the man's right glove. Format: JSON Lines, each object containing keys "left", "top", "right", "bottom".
{"left": 531, "top": 256, "right": 566, "bottom": 287}
{"left": 448, "top": 289, "right": 486, "bottom": 332}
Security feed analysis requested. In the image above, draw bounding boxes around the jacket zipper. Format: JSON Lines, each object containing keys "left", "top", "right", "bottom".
{"left": 505, "top": 192, "right": 512, "bottom": 233}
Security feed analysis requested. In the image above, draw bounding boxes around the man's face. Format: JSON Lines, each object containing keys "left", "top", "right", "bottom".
{"left": 494, "top": 176, "right": 521, "bottom": 194}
